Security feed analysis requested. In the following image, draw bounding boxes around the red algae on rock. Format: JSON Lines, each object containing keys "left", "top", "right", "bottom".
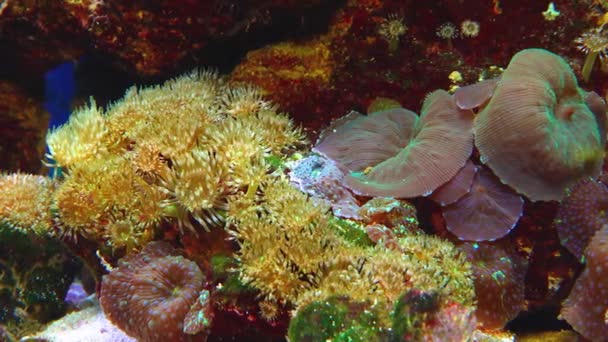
{"left": 555, "top": 177, "right": 608, "bottom": 261}
{"left": 358, "top": 197, "right": 419, "bottom": 233}
{"left": 0, "top": 81, "right": 50, "bottom": 173}
{"left": 100, "top": 241, "right": 206, "bottom": 342}
{"left": 460, "top": 241, "right": 528, "bottom": 330}
{"left": 560, "top": 225, "right": 608, "bottom": 341}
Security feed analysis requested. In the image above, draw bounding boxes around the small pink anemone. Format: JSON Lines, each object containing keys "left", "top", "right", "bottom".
{"left": 474, "top": 49, "right": 606, "bottom": 201}
{"left": 314, "top": 90, "right": 474, "bottom": 198}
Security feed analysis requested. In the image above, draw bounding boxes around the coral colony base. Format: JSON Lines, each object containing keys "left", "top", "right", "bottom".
{"left": 0, "top": 46, "right": 607, "bottom": 341}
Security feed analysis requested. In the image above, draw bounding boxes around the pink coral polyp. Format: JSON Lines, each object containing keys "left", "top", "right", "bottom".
{"left": 100, "top": 241, "right": 205, "bottom": 342}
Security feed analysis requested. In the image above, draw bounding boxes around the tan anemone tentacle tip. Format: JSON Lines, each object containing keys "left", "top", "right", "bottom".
{"left": 343, "top": 90, "right": 474, "bottom": 198}
{"left": 475, "top": 48, "right": 606, "bottom": 201}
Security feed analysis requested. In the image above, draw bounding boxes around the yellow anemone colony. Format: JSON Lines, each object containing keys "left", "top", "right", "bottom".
{"left": 38, "top": 70, "right": 305, "bottom": 252}
{"left": 1, "top": 70, "right": 475, "bottom": 332}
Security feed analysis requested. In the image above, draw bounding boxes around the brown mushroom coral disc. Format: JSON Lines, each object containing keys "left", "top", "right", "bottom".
{"left": 100, "top": 241, "right": 205, "bottom": 342}
{"left": 474, "top": 48, "right": 606, "bottom": 201}
{"left": 314, "top": 90, "right": 473, "bottom": 198}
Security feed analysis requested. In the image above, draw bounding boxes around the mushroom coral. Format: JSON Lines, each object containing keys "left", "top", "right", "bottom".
{"left": 453, "top": 78, "right": 499, "bottom": 110}
{"left": 560, "top": 225, "right": 608, "bottom": 341}
{"left": 100, "top": 241, "right": 205, "bottom": 342}
{"left": 430, "top": 159, "right": 477, "bottom": 206}
{"left": 442, "top": 167, "right": 523, "bottom": 242}
{"left": 314, "top": 90, "right": 473, "bottom": 198}
{"left": 474, "top": 48, "right": 606, "bottom": 201}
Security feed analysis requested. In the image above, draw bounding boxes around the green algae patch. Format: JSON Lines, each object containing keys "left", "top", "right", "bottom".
{"left": 0, "top": 223, "right": 80, "bottom": 324}
{"left": 288, "top": 295, "right": 386, "bottom": 342}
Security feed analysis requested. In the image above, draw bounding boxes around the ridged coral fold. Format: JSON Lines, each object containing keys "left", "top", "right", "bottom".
{"left": 474, "top": 48, "right": 606, "bottom": 201}
{"left": 315, "top": 90, "right": 474, "bottom": 198}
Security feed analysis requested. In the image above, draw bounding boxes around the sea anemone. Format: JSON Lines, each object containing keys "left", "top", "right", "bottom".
{"left": 162, "top": 148, "right": 228, "bottom": 232}
{"left": 560, "top": 225, "right": 608, "bottom": 341}
{"left": 474, "top": 48, "right": 606, "bottom": 201}
{"left": 127, "top": 142, "right": 170, "bottom": 183}
{"left": 54, "top": 155, "right": 167, "bottom": 241}
{"left": 554, "top": 177, "right": 608, "bottom": 261}
{"left": 230, "top": 176, "right": 338, "bottom": 304}
{"left": 105, "top": 70, "right": 222, "bottom": 159}
{"left": 460, "top": 241, "right": 527, "bottom": 330}
{"left": 436, "top": 22, "right": 458, "bottom": 49}
{"left": 100, "top": 241, "right": 205, "bottom": 342}
{"left": 239, "top": 108, "right": 307, "bottom": 154}
{"left": 314, "top": 90, "right": 473, "bottom": 198}
{"left": 460, "top": 20, "right": 480, "bottom": 38}
{"left": 378, "top": 13, "right": 407, "bottom": 52}
{"left": 574, "top": 27, "right": 608, "bottom": 82}
{"left": 0, "top": 173, "right": 54, "bottom": 235}
{"left": 202, "top": 118, "right": 269, "bottom": 190}
{"left": 442, "top": 167, "right": 524, "bottom": 241}
{"left": 294, "top": 235, "right": 475, "bottom": 328}
{"left": 46, "top": 99, "right": 108, "bottom": 168}
{"left": 218, "top": 84, "right": 273, "bottom": 118}
{"left": 52, "top": 160, "right": 112, "bottom": 239}
{"left": 258, "top": 300, "right": 281, "bottom": 322}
